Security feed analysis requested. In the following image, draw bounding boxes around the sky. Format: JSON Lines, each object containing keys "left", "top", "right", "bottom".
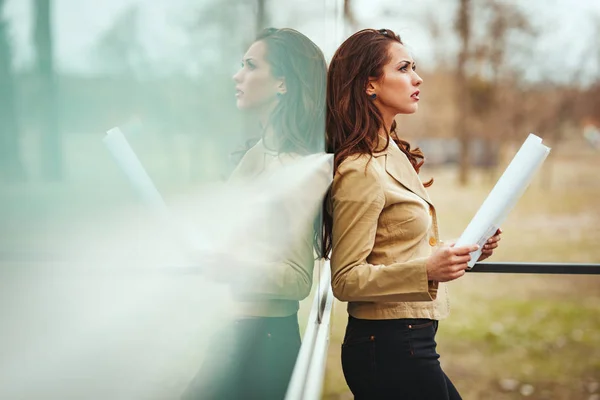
{"left": 3, "top": 0, "right": 600, "bottom": 83}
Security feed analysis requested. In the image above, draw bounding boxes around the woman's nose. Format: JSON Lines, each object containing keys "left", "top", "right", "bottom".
{"left": 233, "top": 69, "right": 242, "bottom": 83}
{"left": 414, "top": 72, "right": 423, "bottom": 86}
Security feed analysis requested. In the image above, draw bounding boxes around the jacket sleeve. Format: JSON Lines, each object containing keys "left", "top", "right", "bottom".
{"left": 330, "top": 158, "right": 435, "bottom": 303}
{"left": 228, "top": 154, "right": 333, "bottom": 301}
{"left": 230, "top": 233, "right": 315, "bottom": 301}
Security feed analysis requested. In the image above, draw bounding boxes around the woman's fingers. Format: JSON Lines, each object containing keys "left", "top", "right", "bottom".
{"left": 451, "top": 244, "right": 479, "bottom": 256}
{"left": 488, "top": 235, "right": 502, "bottom": 244}
{"left": 481, "top": 233, "right": 501, "bottom": 251}
{"left": 452, "top": 254, "right": 472, "bottom": 264}
{"left": 451, "top": 269, "right": 466, "bottom": 280}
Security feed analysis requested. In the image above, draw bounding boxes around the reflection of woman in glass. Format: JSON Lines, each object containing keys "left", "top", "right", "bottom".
{"left": 181, "top": 28, "right": 327, "bottom": 400}
{"left": 322, "top": 29, "right": 501, "bottom": 399}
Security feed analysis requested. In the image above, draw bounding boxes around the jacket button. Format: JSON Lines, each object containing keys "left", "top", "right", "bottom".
{"left": 429, "top": 237, "right": 437, "bottom": 246}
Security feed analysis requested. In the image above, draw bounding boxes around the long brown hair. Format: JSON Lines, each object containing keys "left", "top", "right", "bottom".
{"left": 321, "top": 28, "right": 431, "bottom": 258}
{"left": 257, "top": 27, "right": 327, "bottom": 154}
{"left": 257, "top": 28, "right": 328, "bottom": 258}
{"left": 231, "top": 28, "right": 327, "bottom": 164}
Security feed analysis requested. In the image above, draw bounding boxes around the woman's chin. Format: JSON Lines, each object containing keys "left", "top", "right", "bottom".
{"left": 403, "top": 104, "right": 419, "bottom": 114}
{"left": 237, "top": 100, "right": 261, "bottom": 113}
{"left": 235, "top": 99, "right": 247, "bottom": 110}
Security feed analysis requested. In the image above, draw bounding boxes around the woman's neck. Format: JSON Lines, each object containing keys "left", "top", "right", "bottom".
{"left": 258, "top": 101, "right": 279, "bottom": 150}
{"left": 258, "top": 99, "right": 278, "bottom": 128}
{"left": 262, "top": 125, "right": 278, "bottom": 150}
{"left": 379, "top": 109, "right": 396, "bottom": 139}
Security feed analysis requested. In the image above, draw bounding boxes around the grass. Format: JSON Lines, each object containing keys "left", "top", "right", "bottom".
{"left": 323, "top": 141, "right": 600, "bottom": 400}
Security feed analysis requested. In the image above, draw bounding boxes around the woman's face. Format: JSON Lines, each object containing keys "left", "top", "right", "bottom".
{"left": 370, "top": 42, "right": 423, "bottom": 117}
{"left": 233, "top": 40, "right": 283, "bottom": 111}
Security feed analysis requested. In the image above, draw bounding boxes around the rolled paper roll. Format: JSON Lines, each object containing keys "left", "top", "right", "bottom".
{"left": 455, "top": 133, "right": 551, "bottom": 268}
{"left": 103, "top": 127, "right": 207, "bottom": 257}
{"left": 103, "top": 127, "right": 168, "bottom": 218}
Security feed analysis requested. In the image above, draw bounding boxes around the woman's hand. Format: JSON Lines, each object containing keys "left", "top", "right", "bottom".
{"left": 426, "top": 243, "right": 479, "bottom": 282}
{"left": 477, "top": 228, "right": 502, "bottom": 262}
{"left": 183, "top": 248, "right": 243, "bottom": 282}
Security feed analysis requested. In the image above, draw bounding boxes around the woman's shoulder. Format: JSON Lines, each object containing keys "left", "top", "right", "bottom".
{"left": 337, "top": 153, "right": 384, "bottom": 178}
{"left": 333, "top": 154, "right": 385, "bottom": 199}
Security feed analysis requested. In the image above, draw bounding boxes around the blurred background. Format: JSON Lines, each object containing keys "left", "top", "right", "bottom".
{"left": 0, "top": 0, "right": 599, "bottom": 399}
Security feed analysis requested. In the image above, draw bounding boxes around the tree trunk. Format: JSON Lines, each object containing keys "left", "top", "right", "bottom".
{"left": 456, "top": 0, "right": 471, "bottom": 186}
{"left": 343, "top": 0, "right": 358, "bottom": 33}
{"left": 34, "top": 0, "right": 62, "bottom": 181}
{"left": 256, "top": 0, "right": 268, "bottom": 32}
{"left": 0, "top": 0, "right": 25, "bottom": 181}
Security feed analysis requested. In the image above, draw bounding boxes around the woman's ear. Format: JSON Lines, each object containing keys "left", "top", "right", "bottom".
{"left": 365, "top": 80, "right": 377, "bottom": 97}
{"left": 277, "top": 78, "right": 287, "bottom": 95}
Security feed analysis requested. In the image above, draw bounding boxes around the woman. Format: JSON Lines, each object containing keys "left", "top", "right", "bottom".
{"left": 181, "top": 28, "right": 328, "bottom": 400}
{"left": 322, "top": 29, "right": 501, "bottom": 399}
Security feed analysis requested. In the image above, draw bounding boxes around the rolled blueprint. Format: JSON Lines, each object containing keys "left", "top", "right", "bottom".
{"left": 103, "top": 127, "right": 169, "bottom": 218}
{"left": 455, "top": 133, "right": 551, "bottom": 268}
{"left": 103, "top": 127, "right": 208, "bottom": 254}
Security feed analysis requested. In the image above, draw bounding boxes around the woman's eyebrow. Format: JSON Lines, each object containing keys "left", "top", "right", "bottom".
{"left": 396, "top": 60, "right": 414, "bottom": 67}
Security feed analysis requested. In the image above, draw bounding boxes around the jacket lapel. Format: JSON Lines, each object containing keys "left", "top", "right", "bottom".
{"left": 375, "top": 140, "right": 433, "bottom": 206}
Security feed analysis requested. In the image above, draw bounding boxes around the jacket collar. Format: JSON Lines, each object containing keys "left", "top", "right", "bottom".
{"left": 374, "top": 138, "right": 432, "bottom": 206}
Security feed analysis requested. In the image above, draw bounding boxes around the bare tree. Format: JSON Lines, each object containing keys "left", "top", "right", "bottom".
{"left": 0, "top": 0, "right": 25, "bottom": 181}
{"left": 93, "top": 5, "right": 145, "bottom": 76}
{"left": 472, "top": 0, "right": 533, "bottom": 181}
{"left": 343, "top": 0, "right": 358, "bottom": 33}
{"left": 423, "top": 9, "right": 446, "bottom": 68}
{"left": 582, "top": 14, "right": 600, "bottom": 125}
{"left": 34, "top": 0, "right": 62, "bottom": 180}
{"left": 256, "top": 0, "right": 269, "bottom": 32}
{"left": 189, "top": 0, "right": 253, "bottom": 179}
{"left": 455, "top": 0, "right": 472, "bottom": 185}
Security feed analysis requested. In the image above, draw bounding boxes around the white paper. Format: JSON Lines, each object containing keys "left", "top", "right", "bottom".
{"left": 103, "top": 127, "right": 206, "bottom": 253}
{"left": 455, "top": 133, "right": 551, "bottom": 268}
{"left": 103, "top": 127, "right": 169, "bottom": 218}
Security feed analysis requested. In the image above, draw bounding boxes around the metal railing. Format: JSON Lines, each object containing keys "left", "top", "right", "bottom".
{"left": 468, "top": 262, "right": 600, "bottom": 274}
{"left": 285, "top": 260, "right": 334, "bottom": 400}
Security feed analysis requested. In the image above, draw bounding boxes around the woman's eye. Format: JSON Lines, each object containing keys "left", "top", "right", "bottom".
{"left": 240, "top": 61, "right": 256, "bottom": 70}
{"left": 399, "top": 66, "right": 408, "bottom": 72}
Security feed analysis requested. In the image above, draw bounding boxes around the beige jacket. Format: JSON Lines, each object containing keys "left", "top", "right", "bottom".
{"left": 330, "top": 138, "right": 450, "bottom": 320}
{"left": 228, "top": 140, "right": 331, "bottom": 317}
